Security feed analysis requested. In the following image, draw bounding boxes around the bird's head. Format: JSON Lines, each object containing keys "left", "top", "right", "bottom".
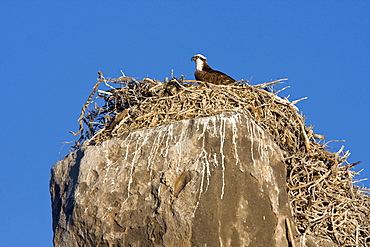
{"left": 191, "top": 54, "right": 207, "bottom": 71}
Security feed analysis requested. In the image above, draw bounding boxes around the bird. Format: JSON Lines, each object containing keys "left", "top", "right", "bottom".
{"left": 191, "top": 54, "right": 236, "bottom": 85}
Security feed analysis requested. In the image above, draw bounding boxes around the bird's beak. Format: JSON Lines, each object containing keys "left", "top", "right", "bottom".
{"left": 191, "top": 56, "right": 195, "bottom": 61}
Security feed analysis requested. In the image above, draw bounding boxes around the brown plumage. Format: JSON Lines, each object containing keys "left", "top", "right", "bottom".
{"left": 191, "top": 54, "right": 235, "bottom": 85}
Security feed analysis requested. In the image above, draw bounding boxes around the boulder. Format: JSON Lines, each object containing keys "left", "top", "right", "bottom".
{"left": 50, "top": 112, "right": 295, "bottom": 246}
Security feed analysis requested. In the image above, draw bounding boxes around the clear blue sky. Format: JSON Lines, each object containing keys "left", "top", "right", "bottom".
{"left": 1, "top": 1, "right": 369, "bottom": 246}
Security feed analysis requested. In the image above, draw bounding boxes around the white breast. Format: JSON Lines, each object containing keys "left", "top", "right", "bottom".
{"left": 195, "top": 58, "right": 204, "bottom": 71}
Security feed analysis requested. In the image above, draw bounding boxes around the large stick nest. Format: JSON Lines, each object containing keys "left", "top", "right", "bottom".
{"left": 71, "top": 72, "right": 369, "bottom": 246}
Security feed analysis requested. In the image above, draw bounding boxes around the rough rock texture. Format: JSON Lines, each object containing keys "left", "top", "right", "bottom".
{"left": 51, "top": 112, "right": 296, "bottom": 246}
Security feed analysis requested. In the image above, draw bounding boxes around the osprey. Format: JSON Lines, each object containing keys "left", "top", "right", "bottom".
{"left": 191, "top": 54, "right": 235, "bottom": 85}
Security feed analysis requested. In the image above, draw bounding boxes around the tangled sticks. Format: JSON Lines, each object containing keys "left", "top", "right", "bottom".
{"left": 72, "top": 72, "right": 369, "bottom": 246}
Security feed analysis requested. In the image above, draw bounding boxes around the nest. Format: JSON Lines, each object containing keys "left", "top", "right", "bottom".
{"left": 71, "top": 72, "right": 370, "bottom": 246}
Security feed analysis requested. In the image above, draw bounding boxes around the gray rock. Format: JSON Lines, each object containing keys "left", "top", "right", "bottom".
{"left": 50, "top": 112, "right": 296, "bottom": 246}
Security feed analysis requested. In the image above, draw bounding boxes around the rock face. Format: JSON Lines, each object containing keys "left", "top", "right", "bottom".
{"left": 50, "top": 112, "right": 295, "bottom": 246}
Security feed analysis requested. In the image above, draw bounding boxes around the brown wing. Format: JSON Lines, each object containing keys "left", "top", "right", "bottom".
{"left": 195, "top": 70, "right": 235, "bottom": 85}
